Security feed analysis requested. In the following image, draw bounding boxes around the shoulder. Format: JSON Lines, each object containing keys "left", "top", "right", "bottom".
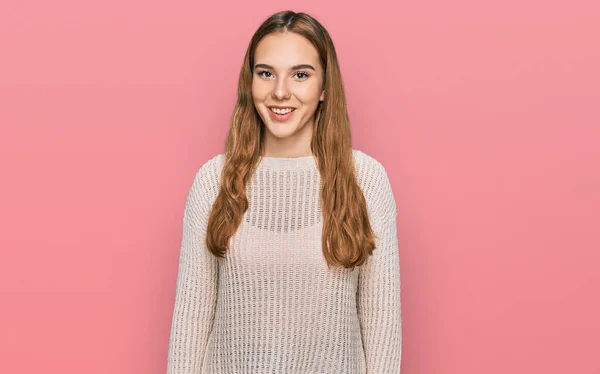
{"left": 186, "top": 153, "right": 225, "bottom": 212}
{"left": 351, "top": 148, "right": 392, "bottom": 191}
{"left": 351, "top": 148, "right": 397, "bottom": 225}
{"left": 194, "top": 153, "right": 225, "bottom": 189}
{"left": 352, "top": 148, "right": 386, "bottom": 177}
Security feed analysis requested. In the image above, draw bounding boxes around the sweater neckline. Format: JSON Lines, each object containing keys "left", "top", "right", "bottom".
{"left": 256, "top": 154, "right": 317, "bottom": 170}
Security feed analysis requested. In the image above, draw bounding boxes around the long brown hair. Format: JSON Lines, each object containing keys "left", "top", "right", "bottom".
{"left": 206, "top": 10, "right": 377, "bottom": 269}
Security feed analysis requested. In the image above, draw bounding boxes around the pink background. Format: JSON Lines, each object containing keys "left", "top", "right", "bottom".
{"left": 1, "top": 0, "right": 599, "bottom": 373}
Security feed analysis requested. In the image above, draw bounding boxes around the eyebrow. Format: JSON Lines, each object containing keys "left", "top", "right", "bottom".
{"left": 254, "top": 63, "right": 316, "bottom": 71}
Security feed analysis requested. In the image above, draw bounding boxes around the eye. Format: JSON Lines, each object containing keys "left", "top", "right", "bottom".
{"left": 295, "top": 71, "right": 310, "bottom": 80}
{"left": 256, "top": 70, "right": 310, "bottom": 80}
{"left": 257, "top": 70, "right": 273, "bottom": 78}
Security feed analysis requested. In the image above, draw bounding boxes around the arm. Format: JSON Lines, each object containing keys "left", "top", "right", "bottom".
{"left": 357, "top": 164, "right": 402, "bottom": 373}
{"left": 166, "top": 169, "right": 219, "bottom": 374}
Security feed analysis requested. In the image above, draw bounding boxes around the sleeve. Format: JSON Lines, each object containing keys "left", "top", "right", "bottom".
{"left": 166, "top": 169, "right": 219, "bottom": 374}
{"left": 357, "top": 162, "right": 402, "bottom": 374}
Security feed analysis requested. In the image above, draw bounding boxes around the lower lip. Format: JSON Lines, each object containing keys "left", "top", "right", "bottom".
{"left": 269, "top": 108, "right": 296, "bottom": 122}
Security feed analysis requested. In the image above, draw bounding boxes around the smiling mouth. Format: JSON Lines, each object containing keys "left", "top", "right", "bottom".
{"left": 269, "top": 107, "right": 296, "bottom": 114}
{"left": 268, "top": 107, "right": 296, "bottom": 122}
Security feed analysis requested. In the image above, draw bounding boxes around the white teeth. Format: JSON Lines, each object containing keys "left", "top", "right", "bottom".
{"left": 270, "top": 107, "right": 294, "bottom": 114}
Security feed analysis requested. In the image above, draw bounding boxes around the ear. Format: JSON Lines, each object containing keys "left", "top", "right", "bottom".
{"left": 319, "top": 90, "right": 325, "bottom": 101}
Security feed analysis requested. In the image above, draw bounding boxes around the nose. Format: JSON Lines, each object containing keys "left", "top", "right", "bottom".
{"left": 271, "top": 77, "right": 291, "bottom": 100}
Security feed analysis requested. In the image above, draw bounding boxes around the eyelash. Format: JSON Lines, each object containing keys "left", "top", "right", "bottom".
{"left": 256, "top": 70, "right": 310, "bottom": 80}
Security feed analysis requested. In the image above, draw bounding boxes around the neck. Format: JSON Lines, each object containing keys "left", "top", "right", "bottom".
{"left": 262, "top": 119, "right": 314, "bottom": 158}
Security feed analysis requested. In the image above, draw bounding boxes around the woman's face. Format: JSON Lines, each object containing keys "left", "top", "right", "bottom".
{"left": 252, "top": 32, "right": 325, "bottom": 151}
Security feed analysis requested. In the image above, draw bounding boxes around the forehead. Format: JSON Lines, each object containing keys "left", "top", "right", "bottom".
{"left": 254, "top": 32, "right": 320, "bottom": 68}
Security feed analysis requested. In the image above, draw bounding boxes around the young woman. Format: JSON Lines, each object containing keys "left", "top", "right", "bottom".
{"left": 166, "top": 10, "right": 402, "bottom": 374}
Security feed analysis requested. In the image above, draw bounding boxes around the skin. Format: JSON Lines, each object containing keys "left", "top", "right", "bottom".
{"left": 252, "top": 32, "right": 325, "bottom": 158}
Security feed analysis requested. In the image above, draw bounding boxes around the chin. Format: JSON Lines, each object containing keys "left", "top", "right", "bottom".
{"left": 264, "top": 123, "right": 300, "bottom": 139}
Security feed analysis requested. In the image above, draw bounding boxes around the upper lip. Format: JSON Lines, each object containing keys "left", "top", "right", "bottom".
{"left": 268, "top": 105, "right": 296, "bottom": 109}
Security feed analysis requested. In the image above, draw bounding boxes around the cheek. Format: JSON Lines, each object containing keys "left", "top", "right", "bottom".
{"left": 295, "top": 84, "right": 322, "bottom": 104}
{"left": 252, "top": 81, "right": 269, "bottom": 100}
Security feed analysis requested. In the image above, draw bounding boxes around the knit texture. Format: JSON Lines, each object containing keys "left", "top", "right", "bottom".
{"left": 166, "top": 149, "right": 402, "bottom": 374}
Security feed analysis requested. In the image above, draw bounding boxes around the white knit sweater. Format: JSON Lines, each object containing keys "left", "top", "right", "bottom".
{"left": 166, "top": 149, "right": 402, "bottom": 374}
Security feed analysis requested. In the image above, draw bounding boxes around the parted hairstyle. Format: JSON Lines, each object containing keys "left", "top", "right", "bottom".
{"left": 205, "top": 10, "right": 377, "bottom": 269}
